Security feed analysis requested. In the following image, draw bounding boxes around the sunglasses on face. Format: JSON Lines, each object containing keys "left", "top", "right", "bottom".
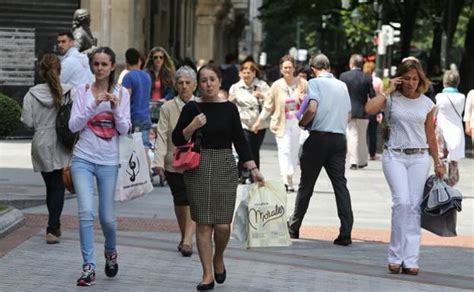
{"left": 153, "top": 55, "right": 164, "bottom": 60}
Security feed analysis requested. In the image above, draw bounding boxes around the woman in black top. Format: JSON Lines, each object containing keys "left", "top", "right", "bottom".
{"left": 173, "top": 64, "right": 264, "bottom": 290}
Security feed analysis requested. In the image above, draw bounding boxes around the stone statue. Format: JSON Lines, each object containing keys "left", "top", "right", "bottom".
{"left": 72, "top": 9, "right": 97, "bottom": 54}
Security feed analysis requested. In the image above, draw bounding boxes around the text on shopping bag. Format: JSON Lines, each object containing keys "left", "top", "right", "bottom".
{"left": 248, "top": 203, "right": 285, "bottom": 230}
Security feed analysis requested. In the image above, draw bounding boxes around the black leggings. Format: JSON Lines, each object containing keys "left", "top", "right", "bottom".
{"left": 40, "top": 169, "right": 65, "bottom": 235}
{"left": 164, "top": 171, "right": 189, "bottom": 206}
{"left": 367, "top": 115, "right": 378, "bottom": 157}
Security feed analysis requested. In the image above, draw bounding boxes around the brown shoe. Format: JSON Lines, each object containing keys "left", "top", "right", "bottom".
{"left": 388, "top": 263, "right": 401, "bottom": 274}
{"left": 402, "top": 267, "right": 419, "bottom": 275}
{"left": 46, "top": 233, "right": 60, "bottom": 244}
{"left": 180, "top": 244, "right": 193, "bottom": 257}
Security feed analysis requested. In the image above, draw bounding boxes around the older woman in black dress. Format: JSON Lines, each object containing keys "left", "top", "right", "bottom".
{"left": 173, "top": 64, "right": 264, "bottom": 290}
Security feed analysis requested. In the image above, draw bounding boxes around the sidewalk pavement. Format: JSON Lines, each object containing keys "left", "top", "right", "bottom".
{"left": 0, "top": 140, "right": 473, "bottom": 291}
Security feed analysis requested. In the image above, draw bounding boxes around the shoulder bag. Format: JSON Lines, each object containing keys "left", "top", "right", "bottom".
{"left": 381, "top": 94, "right": 392, "bottom": 141}
{"left": 172, "top": 102, "right": 203, "bottom": 171}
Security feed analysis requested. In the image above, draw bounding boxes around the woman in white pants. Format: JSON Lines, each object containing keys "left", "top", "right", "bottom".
{"left": 252, "top": 55, "right": 307, "bottom": 192}
{"left": 366, "top": 58, "right": 445, "bottom": 276}
{"left": 435, "top": 65, "right": 465, "bottom": 186}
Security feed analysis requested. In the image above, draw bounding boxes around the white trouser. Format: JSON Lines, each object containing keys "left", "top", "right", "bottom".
{"left": 275, "top": 118, "right": 300, "bottom": 186}
{"left": 299, "top": 129, "right": 309, "bottom": 146}
{"left": 347, "top": 119, "right": 369, "bottom": 165}
{"left": 382, "top": 150, "right": 431, "bottom": 268}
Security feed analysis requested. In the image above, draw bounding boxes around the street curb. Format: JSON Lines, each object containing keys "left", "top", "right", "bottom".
{"left": 0, "top": 207, "right": 24, "bottom": 239}
{"left": 0, "top": 198, "right": 45, "bottom": 210}
{"left": 0, "top": 193, "right": 76, "bottom": 210}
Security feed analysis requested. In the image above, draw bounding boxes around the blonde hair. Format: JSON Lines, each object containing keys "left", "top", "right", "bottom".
{"left": 398, "top": 59, "right": 430, "bottom": 94}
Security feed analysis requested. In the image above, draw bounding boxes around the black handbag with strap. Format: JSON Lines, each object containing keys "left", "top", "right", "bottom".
{"left": 420, "top": 175, "right": 463, "bottom": 237}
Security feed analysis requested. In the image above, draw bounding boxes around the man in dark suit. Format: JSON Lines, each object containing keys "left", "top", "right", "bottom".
{"left": 339, "top": 54, "right": 376, "bottom": 170}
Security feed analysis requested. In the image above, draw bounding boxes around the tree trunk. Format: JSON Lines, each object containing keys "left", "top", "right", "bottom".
{"left": 427, "top": 1, "right": 444, "bottom": 76}
{"left": 459, "top": 1, "right": 474, "bottom": 94}
{"left": 441, "top": 0, "right": 465, "bottom": 69}
{"left": 400, "top": 0, "right": 420, "bottom": 59}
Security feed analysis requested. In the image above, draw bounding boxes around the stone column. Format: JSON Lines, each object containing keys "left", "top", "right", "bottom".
{"left": 100, "top": 0, "right": 111, "bottom": 46}
{"left": 194, "top": 0, "right": 231, "bottom": 63}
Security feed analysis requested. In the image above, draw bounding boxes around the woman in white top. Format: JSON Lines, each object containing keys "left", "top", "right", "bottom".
{"left": 435, "top": 65, "right": 465, "bottom": 186}
{"left": 229, "top": 59, "right": 270, "bottom": 183}
{"left": 69, "top": 47, "right": 131, "bottom": 286}
{"left": 464, "top": 89, "right": 474, "bottom": 144}
{"left": 252, "top": 55, "right": 307, "bottom": 192}
{"left": 366, "top": 58, "right": 445, "bottom": 276}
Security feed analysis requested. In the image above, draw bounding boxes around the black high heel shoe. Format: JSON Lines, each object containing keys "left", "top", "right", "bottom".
{"left": 196, "top": 281, "right": 214, "bottom": 290}
{"left": 214, "top": 268, "right": 226, "bottom": 284}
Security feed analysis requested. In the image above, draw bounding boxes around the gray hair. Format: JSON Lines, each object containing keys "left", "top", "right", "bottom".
{"left": 349, "top": 54, "right": 363, "bottom": 68}
{"left": 175, "top": 65, "right": 197, "bottom": 82}
{"left": 443, "top": 64, "right": 460, "bottom": 88}
{"left": 310, "top": 53, "right": 330, "bottom": 70}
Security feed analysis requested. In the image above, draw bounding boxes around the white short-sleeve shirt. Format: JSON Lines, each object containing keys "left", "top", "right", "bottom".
{"left": 385, "top": 92, "right": 434, "bottom": 149}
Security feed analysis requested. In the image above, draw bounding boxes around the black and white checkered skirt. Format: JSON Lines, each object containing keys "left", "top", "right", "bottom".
{"left": 183, "top": 148, "right": 238, "bottom": 224}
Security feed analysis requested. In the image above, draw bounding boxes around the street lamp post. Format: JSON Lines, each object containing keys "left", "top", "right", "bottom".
{"left": 351, "top": 8, "right": 361, "bottom": 25}
{"left": 321, "top": 14, "right": 331, "bottom": 53}
{"left": 296, "top": 18, "right": 303, "bottom": 60}
{"left": 374, "top": 1, "right": 384, "bottom": 78}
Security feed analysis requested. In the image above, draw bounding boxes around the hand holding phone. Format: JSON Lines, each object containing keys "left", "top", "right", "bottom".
{"left": 386, "top": 77, "right": 403, "bottom": 95}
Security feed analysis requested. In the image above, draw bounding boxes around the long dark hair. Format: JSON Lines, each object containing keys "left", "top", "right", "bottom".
{"left": 90, "top": 47, "right": 117, "bottom": 93}
{"left": 40, "top": 54, "right": 62, "bottom": 109}
{"left": 144, "top": 46, "right": 175, "bottom": 89}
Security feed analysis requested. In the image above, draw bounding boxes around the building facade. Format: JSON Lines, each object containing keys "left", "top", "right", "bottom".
{"left": 82, "top": 0, "right": 261, "bottom": 65}
{"left": 0, "top": 0, "right": 262, "bottom": 102}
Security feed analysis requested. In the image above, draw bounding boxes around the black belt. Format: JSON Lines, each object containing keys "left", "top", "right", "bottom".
{"left": 384, "top": 146, "right": 428, "bottom": 155}
{"left": 310, "top": 130, "right": 341, "bottom": 135}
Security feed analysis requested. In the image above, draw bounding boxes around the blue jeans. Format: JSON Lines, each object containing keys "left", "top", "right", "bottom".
{"left": 71, "top": 156, "right": 118, "bottom": 268}
{"left": 132, "top": 120, "right": 151, "bottom": 147}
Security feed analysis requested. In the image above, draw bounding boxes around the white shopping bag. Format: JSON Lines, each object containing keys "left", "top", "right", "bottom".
{"left": 246, "top": 180, "right": 291, "bottom": 248}
{"left": 232, "top": 184, "right": 252, "bottom": 242}
{"left": 115, "top": 132, "right": 153, "bottom": 202}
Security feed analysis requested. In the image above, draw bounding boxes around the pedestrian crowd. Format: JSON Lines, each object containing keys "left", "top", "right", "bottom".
{"left": 19, "top": 30, "right": 473, "bottom": 289}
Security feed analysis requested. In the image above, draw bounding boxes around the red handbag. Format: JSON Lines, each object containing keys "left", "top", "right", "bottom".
{"left": 172, "top": 101, "right": 203, "bottom": 171}
{"left": 172, "top": 142, "right": 201, "bottom": 171}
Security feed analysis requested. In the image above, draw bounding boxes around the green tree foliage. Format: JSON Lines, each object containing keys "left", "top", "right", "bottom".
{"left": 259, "top": 0, "right": 472, "bottom": 90}
{"left": 259, "top": 0, "right": 336, "bottom": 64}
{"left": 0, "top": 93, "right": 22, "bottom": 137}
{"left": 339, "top": 8, "right": 377, "bottom": 55}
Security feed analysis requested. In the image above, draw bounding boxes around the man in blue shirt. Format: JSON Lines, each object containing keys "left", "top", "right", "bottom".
{"left": 288, "top": 53, "right": 354, "bottom": 246}
{"left": 122, "top": 48, "right": 152, "bottom": 151}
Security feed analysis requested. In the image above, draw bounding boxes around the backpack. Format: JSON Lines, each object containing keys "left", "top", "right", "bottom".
{"left": 56, "top": 89, "right": 79, "bottom": 151}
